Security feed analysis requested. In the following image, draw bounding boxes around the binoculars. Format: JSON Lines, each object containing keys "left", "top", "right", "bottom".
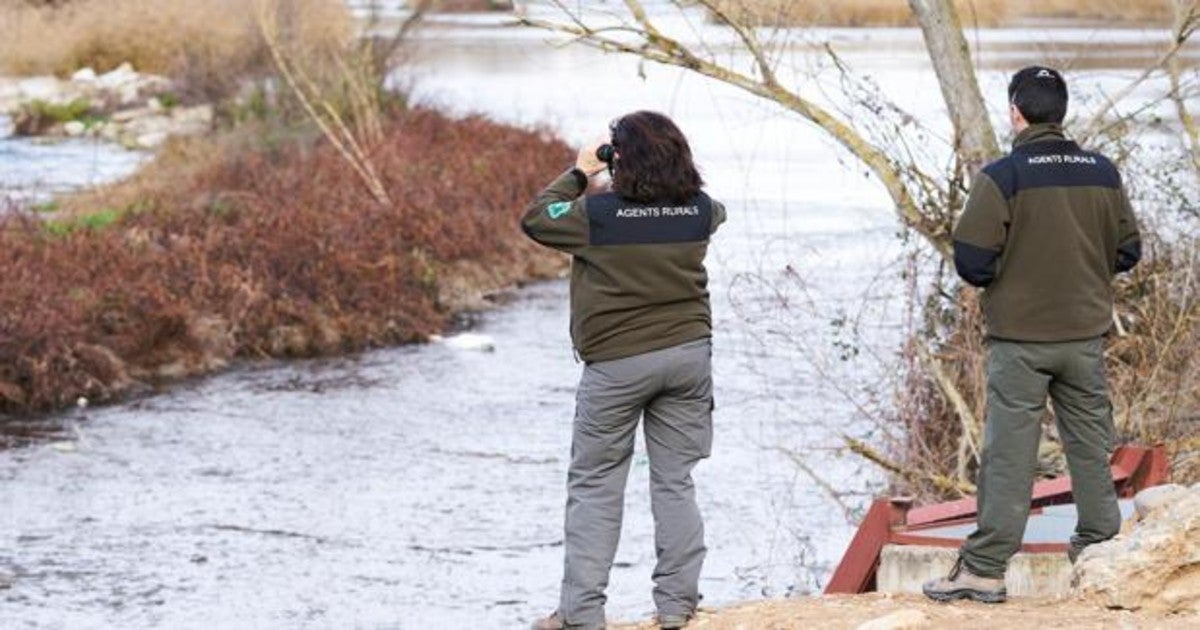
{"left": 596, "top": 144, "right": 616, "bottom": 163}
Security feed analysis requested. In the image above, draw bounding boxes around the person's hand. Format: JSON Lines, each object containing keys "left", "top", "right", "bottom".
{"left": 575, "top": 139, "right": 609, "bottom": 177}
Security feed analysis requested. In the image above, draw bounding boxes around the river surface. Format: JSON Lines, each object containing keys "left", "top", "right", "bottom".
{"left": 2, "top": 4, "right": 1196, "bottom": 628}
{"left": 0, "top": 115, "right": 145, "bottom": 208}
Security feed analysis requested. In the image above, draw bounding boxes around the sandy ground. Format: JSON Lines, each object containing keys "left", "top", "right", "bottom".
{"left": 617, "top": 594, "right": 1200, "bottom": 629}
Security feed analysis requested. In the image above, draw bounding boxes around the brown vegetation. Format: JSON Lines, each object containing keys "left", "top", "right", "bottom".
{"left": 0, "top": 0, "right": 350, "bottom": 98}
{"left": 0, "top": 108, "right": 570, "bottom": 414}
{"left": 712, "top": 0, "right": 1175, "bottom": 27}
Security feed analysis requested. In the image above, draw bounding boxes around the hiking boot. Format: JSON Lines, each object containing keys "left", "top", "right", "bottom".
{"left": 532, "top": 611, "right": 606, "bottom": 630}
{"left": 922, "top": 557, "right": 1007, "bottom": 603}
{"left": 531, "top": 611, "right": 563, "bottom": 630}
{"left": 657, "top": 612, "right": 691, "bottom": 629}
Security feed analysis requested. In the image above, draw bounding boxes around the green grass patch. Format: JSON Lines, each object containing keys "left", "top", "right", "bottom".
{"left": 45, "top": 208, "right": 124, "bottom": 237}
{"left": 156, "top": 91, "right": 181, "bottom": 110}
{"left": 24, "top": 98, "right": 93, "bottom": 124}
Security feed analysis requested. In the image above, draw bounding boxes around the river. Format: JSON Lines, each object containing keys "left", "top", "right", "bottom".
{"left": 0, "top": 114, "right": 145, "bottom": 209}
{"left": 1, "top": 4, "right": 1195, "bottom": 628}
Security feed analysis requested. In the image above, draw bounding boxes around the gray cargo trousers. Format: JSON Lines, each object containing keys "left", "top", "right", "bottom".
{"left": 559, "top": 338, "right": 713, "bottom": 629}
{"left": 961, "top": 337, "right": 1121, "bottom": 578}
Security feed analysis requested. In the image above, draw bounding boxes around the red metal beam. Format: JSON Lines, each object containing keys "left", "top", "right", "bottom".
{"left": 905, "top": 445, "right": 1149, "bottom": 527}
{"left": 1127, "top": 444, "right": 1169, "bottom": 495}
{"left": 890, "top": 532, "right": 1069, "bottom": 554}
{"left": 823, "top": 499, "right": 894, "bottom": 594}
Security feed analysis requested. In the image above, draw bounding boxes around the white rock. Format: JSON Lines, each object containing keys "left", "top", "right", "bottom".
{"left": 432, "top": 332, "right": 496, "bottom": 352}
{"left": 50, "top": 441, "right": 78, "bottom": 453}
{"left": 171, "top": 105, "right": 214, "bottom": 134}
{"left": 96, "top": 62, "right": 137, "bottom": 90}
{"left": 1134, "top": 484, "right": 1189, "bottom": 518}
{"left": 855, "top": 609, "right": 929, "bottom": 630}
{"left": 118, "top": 83, "right": 141, "bottom": 106}
{"left": 99, "top": 123, "right": 120, "bottom": 141}
{"left": 71, "top": 67, "right": 98, "bottom": 83}
{"left": 148, "top": 96, "right": 164, "bottom": 112}
{"left": 1073, "top": 489, "right": 1200, "bottom": 613}
{"left": 0, "top": 79, "right": 21, "bottom": 112}
{"left": 110, "top": 106, "right": 156, "bottom": 124}
{"left": 16, "top": 76, "right": 65, "bottom": 102}
{"left": 135, "top": 131, "right": 169, "bottom": 149}
{"left": 63, "top": 120, "right": 86, "bottom": 137}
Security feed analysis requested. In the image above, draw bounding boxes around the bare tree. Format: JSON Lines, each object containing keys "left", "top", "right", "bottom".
{"left": 906, "top": 0, "right": 999, "bottom": 173}
{"left": 523, "top": 0, "right": 1200, "bottom": 497}
{"left": 254, "top": 0, "right": 434, "bottom": 206}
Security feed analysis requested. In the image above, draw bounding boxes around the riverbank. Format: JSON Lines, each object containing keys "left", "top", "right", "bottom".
{"left": 0, "top": 106, "right": 569, "bottom": 415}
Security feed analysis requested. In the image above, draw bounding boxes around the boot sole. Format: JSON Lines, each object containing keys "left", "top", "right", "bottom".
{"left": 922, "top": 585, "right": 1007, "bottom": 604}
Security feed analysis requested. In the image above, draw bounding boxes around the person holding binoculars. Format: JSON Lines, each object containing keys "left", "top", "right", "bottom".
{"left": 521, "top": 111, "right": 725, "bottom": 630}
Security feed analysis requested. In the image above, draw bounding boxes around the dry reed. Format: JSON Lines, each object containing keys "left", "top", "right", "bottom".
{"left": 712, "top": 0, "right": 1176, "bottom": 27}
{"left": 0, "top": 0, "right": 351, "bottom": 98}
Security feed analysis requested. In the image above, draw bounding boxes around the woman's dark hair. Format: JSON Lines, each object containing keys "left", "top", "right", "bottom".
{"left": 609, "top": 111, "right": 704, "bottom": 204}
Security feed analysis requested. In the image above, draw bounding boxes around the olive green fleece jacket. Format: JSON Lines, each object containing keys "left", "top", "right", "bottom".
{"left": 521, "top": 169, "right": 726, "bottom": 362}
{"left": 953, "top": 123, "right": 1142, "bottom": 342}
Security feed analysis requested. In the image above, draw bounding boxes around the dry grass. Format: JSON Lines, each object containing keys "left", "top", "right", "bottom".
{"left": 0, "top": 107, "right": 570, "bottom": 414}
{"left": 0, "top": 0, "right": 351, "bottom": 98}
{"left": 712, "top": 0, "right": 1175, "bottom": 27}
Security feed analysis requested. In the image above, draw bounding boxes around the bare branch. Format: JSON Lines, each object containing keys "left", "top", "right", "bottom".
{"left": 917, "top": 343, "right": 980, "bottom": 479}
{"left": 776, "top": 447, "right": 860, "bottom": 525}
{"left": 1168, "top": 1, "right": 1200, "bottom": 173}
{"left": 692, "top": 0, "right": 780, "bottom": 87}
{"left": 520, "top": 9, "right": 950, "bottom": 259}
{"left": 256, "top": 0, "right": 391, "bottom": 205}
{"left": 1079, "top": 0, "right": 1199, "bottom": 144}
{"left": 843, "top": 435, "right": 976, "bottom": 495}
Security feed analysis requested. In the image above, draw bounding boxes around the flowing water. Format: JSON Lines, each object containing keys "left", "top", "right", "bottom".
{"left": 2, "top": 4, "right": 1196, "bottom": 627}
{"left": 0, "top": 116, "right": 146, "bottom": 209}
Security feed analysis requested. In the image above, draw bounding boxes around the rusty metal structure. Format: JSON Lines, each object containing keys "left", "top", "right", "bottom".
{"left": 826, "top": 444, "right": 1171, "bottom": 594}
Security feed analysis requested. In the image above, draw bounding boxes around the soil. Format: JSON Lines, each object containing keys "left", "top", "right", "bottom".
{"left": 617, "top": 593, "right": 1200, "bottom": 629}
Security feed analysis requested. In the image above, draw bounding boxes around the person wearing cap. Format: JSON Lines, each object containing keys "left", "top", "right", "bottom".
{"left": 521, "top": 111, "right": 725, "bottom": 629}
{"left": 923, "top": 66, "right": 1142, "bottom": 603}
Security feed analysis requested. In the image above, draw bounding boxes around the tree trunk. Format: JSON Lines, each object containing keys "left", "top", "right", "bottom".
{"left": 908, "top": 0, "right": 1001, "bottom": 175}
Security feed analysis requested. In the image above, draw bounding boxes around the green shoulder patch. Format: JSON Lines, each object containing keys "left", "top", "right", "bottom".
{"left": 546, "top": 201, "right": 572, "bottom": 219}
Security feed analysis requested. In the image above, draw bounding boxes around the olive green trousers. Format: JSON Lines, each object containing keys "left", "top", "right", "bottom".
{"left": 960, "top": 337, "right": 1121, "bottom": 578}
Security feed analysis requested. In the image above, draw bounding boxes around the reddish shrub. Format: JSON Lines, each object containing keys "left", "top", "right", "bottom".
{"left": 0, "top": 107, "right": 570, "bottom": 413}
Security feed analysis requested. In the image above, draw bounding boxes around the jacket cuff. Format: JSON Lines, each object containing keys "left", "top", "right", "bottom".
{"left": 568, "top": 168, "right": 589, "bottom": 191}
